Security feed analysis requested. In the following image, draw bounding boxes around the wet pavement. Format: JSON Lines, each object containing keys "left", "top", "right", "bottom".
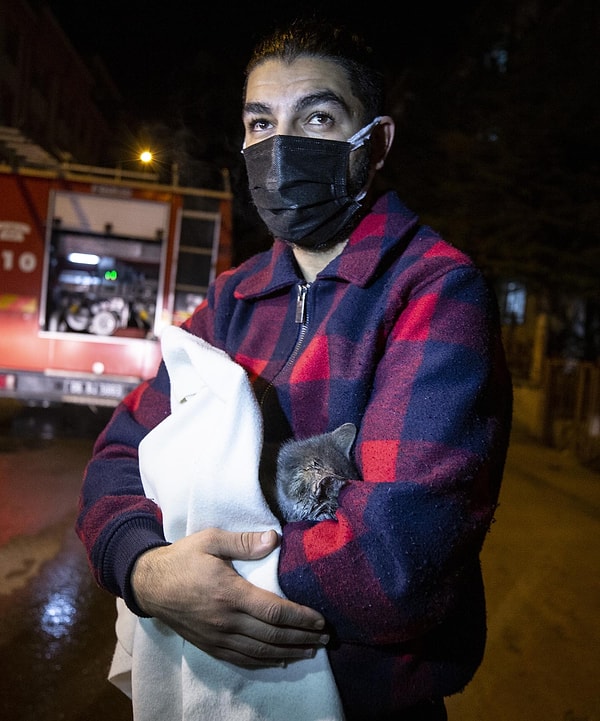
{"left": 0, "top": 401, "right": 598, "bottom": 720}
{"left": 0, "top": 403, "right": 131, "bottom": 721}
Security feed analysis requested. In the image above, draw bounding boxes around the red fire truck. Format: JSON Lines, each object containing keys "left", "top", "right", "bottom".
{"left": 0, "top": 162, "right": 232, "bottom": 408}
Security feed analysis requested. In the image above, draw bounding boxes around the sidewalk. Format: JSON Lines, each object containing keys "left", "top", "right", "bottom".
{"left": 446, "top": 421, "right": 600, "bottom": 721}
{"left": 507, "top": 420, "right": 600, "bottom": 509}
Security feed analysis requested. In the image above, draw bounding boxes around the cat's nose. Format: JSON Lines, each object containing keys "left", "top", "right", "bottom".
{"left": 320, "top": 476, "right": 347, "bottom": 498}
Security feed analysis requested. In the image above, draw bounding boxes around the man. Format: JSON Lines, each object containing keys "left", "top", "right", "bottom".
{"left": 77, "top": 18, "right": 512, "bottom": 721}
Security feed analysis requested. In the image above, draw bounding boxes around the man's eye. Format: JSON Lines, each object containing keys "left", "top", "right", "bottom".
{"left": 247, "top": 118, "right": 271, "bottom": 133}
{"left": 307, "top": 112, "right": 334, "bottom": 127}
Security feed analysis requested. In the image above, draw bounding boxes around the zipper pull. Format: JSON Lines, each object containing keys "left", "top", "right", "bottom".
{"left": 295, "top": 283, "right": 309, "bottom": 324}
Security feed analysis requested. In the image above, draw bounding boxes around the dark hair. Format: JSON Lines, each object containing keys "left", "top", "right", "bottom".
{"left": 244, "top": 18, "right": 385, "bottom": 121}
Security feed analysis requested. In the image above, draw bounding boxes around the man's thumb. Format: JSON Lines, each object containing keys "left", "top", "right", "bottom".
{"left": 215, "top": 528, "right": 280, "bottom": 560}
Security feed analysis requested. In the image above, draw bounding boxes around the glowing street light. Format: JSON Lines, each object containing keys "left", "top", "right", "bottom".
{"left": 139, "top": 150, "right": 153, "bottom": 165}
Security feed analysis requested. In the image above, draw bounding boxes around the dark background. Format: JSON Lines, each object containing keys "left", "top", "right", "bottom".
{"left": 46, "top": 0, "right": 479, "bottom": 117}
{"left": 44, "top": 0, "right": 600, "bottom": 353}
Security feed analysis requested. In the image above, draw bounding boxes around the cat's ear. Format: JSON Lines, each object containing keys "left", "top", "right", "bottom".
{"left": 333, "top": 423, "right": 357, "bottom": 456}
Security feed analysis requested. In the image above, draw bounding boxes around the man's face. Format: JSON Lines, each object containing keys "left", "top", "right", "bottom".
{"left": 243, "top": 56, "right": 371, "bottom": 187}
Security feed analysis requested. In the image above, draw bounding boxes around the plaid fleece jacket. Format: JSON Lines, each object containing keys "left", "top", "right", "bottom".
{"left": 77, "top": 191, "right": 512, "bottom": 719}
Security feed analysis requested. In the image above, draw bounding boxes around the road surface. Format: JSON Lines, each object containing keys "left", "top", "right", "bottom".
{"left": 0, "top": 403, "right": 598, "bottom": 720}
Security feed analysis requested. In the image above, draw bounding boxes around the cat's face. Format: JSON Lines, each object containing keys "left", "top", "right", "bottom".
{"left": 284, "top": 459, "right": 350, "bottom": 521}
{"left": 275, "top": 423, "right": 358, "bottom": 522}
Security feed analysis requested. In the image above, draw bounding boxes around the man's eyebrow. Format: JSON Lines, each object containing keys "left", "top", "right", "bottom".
{"left": 242, "top": 91, "right": 350, "bottom": 118}
{"left": 243, "top": 101, "right": 271, "bottom": 117}
{"left": 294, "top": 91, "right": 350, "bottom": 114}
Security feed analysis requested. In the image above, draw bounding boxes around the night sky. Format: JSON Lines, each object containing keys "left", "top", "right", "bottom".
{"left": 46, "top": 0, "right": 480, "bottom": 122}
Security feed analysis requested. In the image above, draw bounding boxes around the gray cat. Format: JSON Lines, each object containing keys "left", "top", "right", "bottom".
{"left": 273, "top": 422, "right": 358, "bottom": 523}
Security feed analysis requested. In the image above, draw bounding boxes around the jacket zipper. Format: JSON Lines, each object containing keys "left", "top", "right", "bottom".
{"left": 290, "top": 281, "right": 310, "bottom": 358}
{"left": 295, "top": 282, "right": 309, "bottom": 324}
{"left": 259, "top": 282, "right": 311, "bottom": 408}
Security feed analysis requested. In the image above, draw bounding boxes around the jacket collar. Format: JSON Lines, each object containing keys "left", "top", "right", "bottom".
{"left": 235, "top": 191, "right": 419, "bottom": 300}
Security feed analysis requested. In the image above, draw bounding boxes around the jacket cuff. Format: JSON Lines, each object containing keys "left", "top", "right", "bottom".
{"left": 101, "top": 515, "right": 169, "bottom": 617}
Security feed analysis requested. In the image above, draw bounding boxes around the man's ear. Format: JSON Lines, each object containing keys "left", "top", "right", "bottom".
{"left": 373, "top": 116, "right": 395, "bottom": 170}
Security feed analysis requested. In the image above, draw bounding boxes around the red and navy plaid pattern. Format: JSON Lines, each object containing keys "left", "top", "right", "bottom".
{"left": 76, "top": 191, "right": 512, "bottom": 719}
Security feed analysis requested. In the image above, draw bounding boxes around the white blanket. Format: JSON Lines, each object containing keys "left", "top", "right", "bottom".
{"left": 108, "top": 325, "right": 345, "bottom": 721}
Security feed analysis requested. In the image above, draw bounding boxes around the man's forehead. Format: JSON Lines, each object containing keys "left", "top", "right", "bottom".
{"left": 245, "top": 57, "right": 355, "bottom": 105}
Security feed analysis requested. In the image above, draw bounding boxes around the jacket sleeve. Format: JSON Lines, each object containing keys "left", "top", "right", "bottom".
{"left": 278, "top": 263, "right": 513, "bottom": 644}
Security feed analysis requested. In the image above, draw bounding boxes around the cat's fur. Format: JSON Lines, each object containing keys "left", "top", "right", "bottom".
{"left": 272, "top": 423, "right": 358, "bottom": 523}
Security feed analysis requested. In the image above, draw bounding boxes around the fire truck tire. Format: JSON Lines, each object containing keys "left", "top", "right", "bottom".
{"left": 65, "top": 306, "right": 90, "bottom": 331}
{"left": 88, "top": 309, "right": 120, "bottom": 335}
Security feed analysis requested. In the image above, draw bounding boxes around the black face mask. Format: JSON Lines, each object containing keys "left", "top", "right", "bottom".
{"left": 242, "top": 118, "right": 381, "bottom": 249}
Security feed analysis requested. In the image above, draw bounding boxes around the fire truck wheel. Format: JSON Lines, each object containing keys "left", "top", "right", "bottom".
{"left": 88, "top": 309, "right": 120, "bottom": 335}
{"left": 65, "top": 306, "right": 90, "bottom": 331}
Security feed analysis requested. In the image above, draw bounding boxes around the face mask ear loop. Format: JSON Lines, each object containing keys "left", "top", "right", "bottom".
{"left": 347, "top": 116, "right": 382, "bottom": 150}
{"left": 347, "top": 117, "right": 383, "bottom": 202}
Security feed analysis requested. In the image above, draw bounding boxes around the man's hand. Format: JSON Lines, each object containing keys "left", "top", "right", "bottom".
{"left": 130, "top": 528, "right": 329, "bottom": 668}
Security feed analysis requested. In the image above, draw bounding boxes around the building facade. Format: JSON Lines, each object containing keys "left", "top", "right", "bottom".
{"left": 0, "top": 0, "right": 121, "bottom": 167}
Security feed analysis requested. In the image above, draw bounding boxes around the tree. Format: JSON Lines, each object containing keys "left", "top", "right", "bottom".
{"left": 383, "top": 0, "right": 600, "bottom": 305}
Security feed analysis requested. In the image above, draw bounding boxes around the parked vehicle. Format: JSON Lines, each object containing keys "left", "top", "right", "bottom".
{"left": 0, "top": 162, "right": 232, "bottom": 407}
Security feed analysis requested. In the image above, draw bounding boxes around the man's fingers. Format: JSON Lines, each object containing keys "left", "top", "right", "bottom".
{"left": 195, "top": 528, "right": 328, "bottom": 632}
{"left": 204, "top": 527, "right": 280, "bottom": 560}
{"left": 208, "top": 635, "right": 319, "bottom": 668}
